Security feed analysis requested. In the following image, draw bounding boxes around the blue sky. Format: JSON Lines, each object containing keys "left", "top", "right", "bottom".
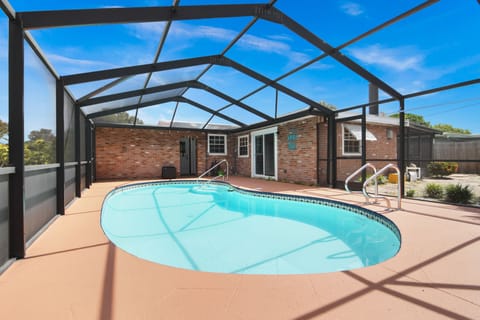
{"left": 1, "top": 0, "right": 480, "bottom": 134}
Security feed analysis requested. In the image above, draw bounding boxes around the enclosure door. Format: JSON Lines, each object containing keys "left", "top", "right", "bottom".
{"left": 251, "top": 128, "right": 277, "bottom": 179}
{"left": 180, "top": 137, "right": 197, "bottom": 176}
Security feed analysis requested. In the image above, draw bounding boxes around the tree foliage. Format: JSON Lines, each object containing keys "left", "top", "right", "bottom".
{"left": 390, "top": 113, "right": 431, "bottom": 127}
{"left": 0, "top": 119, "right": 8, "bottom": 166}
{"left": 0, "top": 118, "right": 7, "bottom": 143}
{"left": 390, "top": 113, "right": 470, "bottom": 134}
{"left": 24, "top": 128, "right": 56, "bottom": 165}
{"left": 95, "top": 112, "right": 144, "bottom": 124}
{"left": 0, "top": 144, "right": 7, "bottom": 167}
{"left": 25, "top": 138, "right": 56, "bottom": 165}
{"left": 28, "top": 128, "right": 56, "bottom": 142}
{"left": 432, "top": 123, "right": 471, "bottom": 134}
{"left": 0, "top": 125, "right": 56, "bottom": 166}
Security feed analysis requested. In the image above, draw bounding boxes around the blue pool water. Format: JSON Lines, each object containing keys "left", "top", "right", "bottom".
{"left": 101, "top": 181, "right": 401, "bottom": 275}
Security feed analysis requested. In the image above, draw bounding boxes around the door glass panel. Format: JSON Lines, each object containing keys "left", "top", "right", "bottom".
{"left": 255, "top": 135, "right": 263, "bottom": 175}
{"left": 264, "top": 133, "right": 275, "bottom": 177}
{"left": 180, "top": 139, "right": 189, "bottom": 175}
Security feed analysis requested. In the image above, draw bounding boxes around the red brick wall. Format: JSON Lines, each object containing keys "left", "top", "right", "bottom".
{"left": 232, "top": 116, "right": 325, "bottom": 186}
{"left": 96, "top": 127, "right": 212, "bottom": 179}
{"left": 277, "top": 117, "right": 318, "bottom": 185}
{"left": 336, "top": 123, "right": 398, "bottom": 181}
{"left": 229, "top": 134, "right": 251, "bottom": 176}
{"left": 95, "top": 121, "right": 399, "bottom": 185}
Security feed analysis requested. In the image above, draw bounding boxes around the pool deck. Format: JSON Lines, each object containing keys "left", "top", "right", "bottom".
{"left": 0, "top": 177, "right": 479, "bottom": 319}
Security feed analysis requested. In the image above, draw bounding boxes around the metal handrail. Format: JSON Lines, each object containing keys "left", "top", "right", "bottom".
{"left": 345, "top": 163, "right": 378, "bottom": 203}
{"left": 363, "top": 163, "right": 401, "bottom": 210}
{"left": 197, "top": 159, "right": 229, "bottom": 183}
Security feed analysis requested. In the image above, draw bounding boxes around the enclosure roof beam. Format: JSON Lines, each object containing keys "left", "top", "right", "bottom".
{"left": 176, "top": 97, "right": 247, "bottom": 128}
{"left": 212, "top": 1, "right": 439, "bottom": 119}
{"left": 0, "top": 0, "right": 15, "bottom": 20}
{"left": 336, "top": 77, "right": 480, "bottom": 114}
{"left": 78, "top": 80, "right": 195, "bottom": 106}
{"left": 85, "top": 97, "right": 175, "bottom": 119}
{"left": 86, "top": 96, "right": 247, "bottom": 128}
{"left": 176, "top": 8, "right": 261, "bottom": 108}
{"left": 77, "top": 76, "right": 132, "bottom": 103}
{"left": 17, "top": 4, "right": 268, "bottom": 30}
{"left": 231, "top": 108, "right": 324, "bottom": 133}
{"left": 216, "top": 57, "right": 334, "bottom": 115}
{"left": 62, "top": 55, "right": 215, "bottom": 85}
{"left": 190, "top": 82, "right": 273, "bottom": 121}
{"left": 262, "top": 6, "right": 408, "bottom": 100}
{"left": 403, "top": 78, "right": 480, "bottom": 100}
{"left": 135, "top": 0, "right": 181, "bottom": 125}
{"left": 23, "top": 2, "right": 437, "bottom": 104}
{"left": 78, "top": 79, "right": 272, "bottom": 121}
{"left": 66, "top": 54, "right": 333, "bottom": 116}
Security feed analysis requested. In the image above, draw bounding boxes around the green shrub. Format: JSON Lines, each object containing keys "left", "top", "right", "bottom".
{"left": 406, "top": 189, "right": 415, "bottom": 198}
{"left": 427, "top": 162, "right": 458, "bottom": 177}
{"left": 424, "top": 183, "right": 443, "bottom": 199}
{"left": 355, "top": 174, "right": 387, "bottom": 185}
{"left": 444, "top": 184, "right": 473, "bottom": 204}
{"left": 0, "top": 144, "right": 8, "bottom": 167}
{"left": 377, "top": 174, "right": 388, "bottom": 185}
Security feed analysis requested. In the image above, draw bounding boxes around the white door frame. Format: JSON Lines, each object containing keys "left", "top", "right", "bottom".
{"left": 250, "top": 126, "right": 278, "bottom": 180}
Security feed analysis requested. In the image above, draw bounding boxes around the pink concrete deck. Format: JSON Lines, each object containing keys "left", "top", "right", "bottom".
{"left": 0, "top": 177, "right": 479, "bottom": 319}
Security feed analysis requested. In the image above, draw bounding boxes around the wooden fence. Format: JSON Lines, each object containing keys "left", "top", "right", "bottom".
{"left": 433, "top": 139, "right": 480, "bottom": 174}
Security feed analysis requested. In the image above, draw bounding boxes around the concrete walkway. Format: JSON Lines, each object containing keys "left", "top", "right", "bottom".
{"left": 0, "top": 177, "right": 479, "bottom": 319}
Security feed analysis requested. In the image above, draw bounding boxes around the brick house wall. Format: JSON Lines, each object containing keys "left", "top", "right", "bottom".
{"left": 228, "top": 134, "right": 251, "bottom": 176}
{"left": 95, "top": 127, "right": 233, "bottom": 180}
{"left": 276, "top": 117, "right": 319, "bottom": 185}
{"left": 231, "top": 116, "right": 325, "bottom": 186}
{"left": 336, "top": 123, "right": 398, "bottom": 181}
{"left": 95, "top": 119, "right": 399, "bottom": 185}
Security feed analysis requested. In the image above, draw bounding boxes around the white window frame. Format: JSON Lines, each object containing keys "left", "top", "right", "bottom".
{"left": 237, "top": 135, "right": 249, "bottom": 158}
{"left": 342, "top": 124, "right": 361, "bottom": 156}
{"left": 207, "top": 133, "right": 227, "bottom": 155}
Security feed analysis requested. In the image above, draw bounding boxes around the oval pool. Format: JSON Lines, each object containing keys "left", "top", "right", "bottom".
{"left": 101, "top": 181, "right": 401, "bottom": 275}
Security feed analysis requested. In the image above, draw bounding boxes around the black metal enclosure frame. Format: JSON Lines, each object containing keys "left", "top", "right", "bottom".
{"left": 1, "top": 0, "right": 479, "bottom": 262}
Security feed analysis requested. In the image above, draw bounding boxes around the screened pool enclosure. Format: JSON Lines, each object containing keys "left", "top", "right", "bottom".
{"left": 0, "top": 0, "right": 479, "bottom": 266}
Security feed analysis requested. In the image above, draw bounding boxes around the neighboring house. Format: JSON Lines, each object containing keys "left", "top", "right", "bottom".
{"left": 95, "top": 109, "right": 437, "bottom": 186}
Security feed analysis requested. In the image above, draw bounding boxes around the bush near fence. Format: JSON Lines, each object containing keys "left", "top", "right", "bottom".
{"left": 427, "top": 162, "right": 458, "bottom": 177}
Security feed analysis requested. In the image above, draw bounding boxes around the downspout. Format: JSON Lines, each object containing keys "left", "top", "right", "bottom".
{"left": 316, "top": 121, "right": 320, "bottom": 185}
{"left": 327, "top": 115, "right": 337, "bottom": 187}
{"left": 399, "top": 98, "right": 406, "bottom": 197}
{"left": 361, "top": 106, "right": 367, "bottom": 182}
{"left": 204, "top": 132, "right": 208, "bottom": 173}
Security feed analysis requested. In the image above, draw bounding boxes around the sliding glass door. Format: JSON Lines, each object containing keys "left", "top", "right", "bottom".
{"left": 251, "top": 127, "right": 277, "bottom": 179}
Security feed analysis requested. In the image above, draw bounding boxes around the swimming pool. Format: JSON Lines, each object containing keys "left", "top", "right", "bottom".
{"left": 101, "top": 181, "right": 401, "bottom": 275}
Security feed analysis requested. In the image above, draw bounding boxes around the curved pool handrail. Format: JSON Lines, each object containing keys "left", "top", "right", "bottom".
{"left": 363, "top": 163, "right": 401, "bottom": 210}
{"left": 345, "top": 163, "right": 377, "bottom": 203}
{"left": 197, "top": 159, "right": 229, "bottom": 183}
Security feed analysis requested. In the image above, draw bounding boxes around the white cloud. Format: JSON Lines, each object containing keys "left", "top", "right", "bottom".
{"left": 341, "top": 2, "right": 365, "bottom": 16}
{"left": 48, "top": 53, "right": 117, "bottom": 68}
{"left": 131, "top": 22, "right": 234, "bottom": 42}
{"left": 130, "top": 22, "right": 166, "bottom": 39}
{"left": 131, "top": 22, "right": 313, "bottom": 67}
{"left": 169, "top": 23, "right": 237, "bottom": 41}
{"left": 347, "top": 44, "right": 424, "bottom": 72}
{"left": 238, "top": 34, "right": 290, "bottom": 54}
{"left": 41, "top": 53, "right": 120, "bottom": 75}
{"left": 268, "top": 34, "right": 293, "bottom": 42}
